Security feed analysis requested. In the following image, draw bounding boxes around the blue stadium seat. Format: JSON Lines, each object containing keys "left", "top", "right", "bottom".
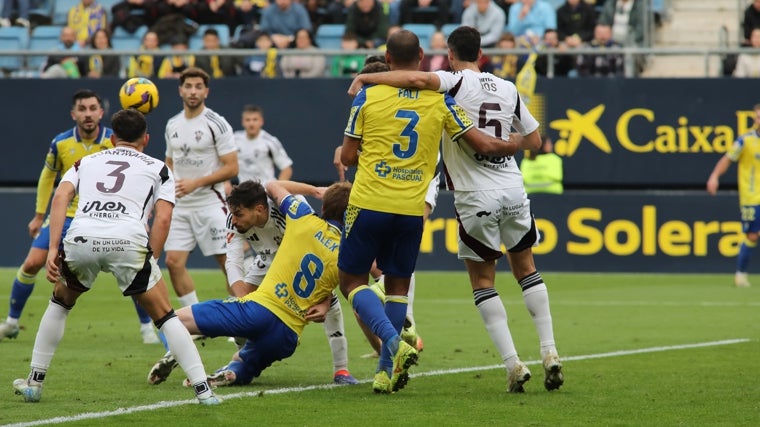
{"left": 315, "top": 24, "right": 345, "bottom": 50}
{"left": 402, "top": 24, "right": 436, "bottom": 49}
{"left": 112, "top": 25, "right": 146, "bottom": 51}
{"left": 441, "top": 23, "right": 459, "bottom": 39}
{"left": 52, "top": 0, "right": 80, "bottom": 25}
{"left": 190, "top": 24, "right": 231, "bottom": 50}
{"left": 29, "top": 0, "right": 55, "bottom": 22}
{"left": 0, "top": 27, "right": 29, "bottom": 71}
{"left": 28, "top": 25, "right": 61, "bottom": 70}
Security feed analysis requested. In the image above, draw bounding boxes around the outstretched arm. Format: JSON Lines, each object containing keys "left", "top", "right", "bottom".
{"left": 348, "top": 71, "right": 442, "bottom": 97}
{"left": 707, "top": 155, "right": 733, "bottom": 195}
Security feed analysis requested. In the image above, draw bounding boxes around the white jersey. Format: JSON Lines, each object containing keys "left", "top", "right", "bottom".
{"left": 165, "top": 106, "right": 237, "bottom": 208}
{"left": 62, "top": 147, "right": 175, "bottom": 247}
{"left": 233, "top": 129, "right": 293, "bottom": 184}
{"left": 435, "top": 69, "right": 539, "bottom": 191}
{"left": 225, "top": 197, "right": 287, "bottom": 285}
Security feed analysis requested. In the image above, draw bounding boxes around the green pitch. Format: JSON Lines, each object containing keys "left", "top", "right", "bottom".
{"left": 0, "top": 270, "right": 757, "bottom": 426}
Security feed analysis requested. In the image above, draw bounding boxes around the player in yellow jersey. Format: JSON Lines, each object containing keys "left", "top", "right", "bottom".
{"left": 707, "top": 103, "right": 760, "bottom": 288}
{"left": 0, "top": 90, "right": 117, "bottom": 342}
{"left": 149, "top": 180, "right": 351, "bottom": 387}
{"left": 337, "top": 30, "right": 523, "bottom": 394}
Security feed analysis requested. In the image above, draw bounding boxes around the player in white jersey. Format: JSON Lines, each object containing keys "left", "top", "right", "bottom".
{"left": 348, "top": 26, "right": 564, "bottom": 393}
{"left": 12, "top": 109, "right": 220, "bottom": 405}
{"left": 148, "top": 179, "right": 359, "bottom": 386}
{"left": 164, "top": 67, "right": 239, "bottom": 306}
{"left": 233, "top": 105, "right": 294, "bottom": 185}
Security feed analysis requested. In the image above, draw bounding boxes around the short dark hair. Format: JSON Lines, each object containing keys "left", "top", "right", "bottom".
{"left": 227, "top": 180, "right": 268, "bottom": 209}
{"left": 72, "top": 89, "right": 102, "bottom": 108}
{"left": 179, "top": 67, "right": 210, "bottom": 87}
{"left": 242, "top": 104, "right": 264, "bottom": 115}
{"left": 111, "top": 109, "right": 146, "bottom": 144}
{"left": 321, "top": 182, "right": 351, "bottom": 223}
{"left": 447, "top": 26, "right": 481, "bottom": 62}
{"left": 359, "top": 61, "right": 389, "bottom": 74}
{"left": 203, "top": 28, "right": 219, "bottom": 37}
{"left": 386, "top": 30, "right": 420, "bottom": 66}
{"left": 364, "top": 54, "right": 386, "bottom": 65}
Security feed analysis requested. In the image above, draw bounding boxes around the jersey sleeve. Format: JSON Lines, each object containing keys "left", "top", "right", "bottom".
{"left": 442, "top": 93, "right": 474, "bottom": 141}
{"left": 164, "top": 125, "right": 174, "bottom": 159}
{"left": 155, "top": 164, "right": 175, "bottom": 204}
{"left": 344, "top": 87, "right": 368, "bottom": 139}
{"left": 269, "top": 137, "right": 294, "bottom": 170}
{"left": 225, "top": 230, "right": 247, "bottom": 285}
{"left": 279, "top": 194, "right": 315, "bottom": 220}
{"left": 434, "top": 70, "right": 460, "bottom": 93}
{"left": 214, "top": 117, "right": 238, "bottom": 157}
{"left": 59, "top": 160, "right": 80, "bottom": 187}
{"left": 44, "top": 139, "right": 62, "bottom": 172}
{"left": 727, "top": 135, "right": 744, "bottom": 161}
{"left": 512, "top": 93, "right": 540, "bottom": 136}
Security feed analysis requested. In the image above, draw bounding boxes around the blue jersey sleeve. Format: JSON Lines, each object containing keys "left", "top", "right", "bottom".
{"left": 279, "top": 194, "right": 316, "bottom": 219}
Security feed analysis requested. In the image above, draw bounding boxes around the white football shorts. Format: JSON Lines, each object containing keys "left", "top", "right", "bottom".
{"left": 165, "top": 206, "right": 229, "bottom": 256}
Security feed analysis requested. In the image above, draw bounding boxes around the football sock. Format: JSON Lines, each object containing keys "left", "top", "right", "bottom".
{"left": 323, "top": 294, "right": 348, "bottom": 372}
{"left": 177, "top": 291, "right": 199, "bottom": 307}
{"left": 30, "top": 297, "right": 71, "bottom": 375}
{"left": 519, "top": 272, "right": 557, "bottom": 357}
{"left": 159, "top": 315, "right": 212, "bottom": 399}
{"left": 379, "top": 296, "right": 408, "bottom": 374}
{"left": 474, "top": 287, "right": 518, "bottom": 369}
{"left": 406, "top": 273, "right": 416, "bottom": 325}
{"left": 9, "top": 269, "right": 36, "bottom": 319}
{"left": 349, "top": 286, "right": 399, "bottom": 373}
{"left": 132, "top": 295, "right": 152, "bottom": 324}
{"left": 737, "top": 238, "right": 756, "bottom": 272}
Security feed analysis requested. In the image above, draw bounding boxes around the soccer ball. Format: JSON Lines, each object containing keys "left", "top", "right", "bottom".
{"left": 119, "top": 77, "right": 159, "bottom": 114}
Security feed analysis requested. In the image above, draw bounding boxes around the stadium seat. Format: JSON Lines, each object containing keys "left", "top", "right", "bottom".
{"left": 315, "top": 24, "right": 345, "bottom": 50}
{"left": 0, "top": 27, "right": 29, "bottom": 72}
{"left": 28, "top": 25, "right": 62, "bottom": 70}
{"left": 402, "top": 24, "right": 436, "bottom": 49}
{"left": 112, "top": 25, "right": 147, "bottom": 51}
{"left": 28, "top": 0, "right": 55, "bottom": 24}
{"left": 190, "top": 24, "right": 231, "bottom": 49}
{"left": 52, "top": 0, "right": 80, "bottom": 25}
{"left": 441, "top": 23, "right": 459, "bottom": 39}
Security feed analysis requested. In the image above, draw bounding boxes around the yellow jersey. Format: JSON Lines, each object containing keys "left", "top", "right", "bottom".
{"left": 727, "top": 129, "right": 760, "bottom": 206}
{"left": 344, "top": 84, "right": 473, "bottom": 216}
{"left": 37, "top": 126, "right": 113, "bottom": 218}
{"left": 239, "top": 196, "right": 341, "bottom": 336}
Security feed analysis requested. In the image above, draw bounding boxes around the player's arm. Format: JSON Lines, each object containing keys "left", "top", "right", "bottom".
{"left": 348, "top": 70, "right": 442, "bottom": 97}
{"left": 164, "top": 156, "right": 173, "bottom": 171}
{"left": 460, "top": 127, "right": 521, "bottom": 157}
{"left": 707, "top": 155, "right": 733, "bottom": 195}
{"left": 31, "top": 166, "right": 58, "bottom": 237}
{"left": 178, "top": 151, "right": 239, "bottom": 196}
{"left": 304, "top": 296, "right": 331, "bottom": 323}
{"left": 225, "top": 232, "right": 248, "bottom": 294}
{"left": 45, "top": 181, "right": 75, "bottom": 283}
{"left": 340, "top": 136, "right": 361, "bottom": 167}
{"left": 266, "top": 180, "right": 324, "bottom": 205}
{"left": 277, "top": 166, "right": 293, "bottom": 181}
{"left": 149, "top": 199, "right": 173, "bottom": 259}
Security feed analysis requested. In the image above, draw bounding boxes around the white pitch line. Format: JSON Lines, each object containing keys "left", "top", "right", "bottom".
{"left": 2, "top": 338, "right": 751, "bottom": 427}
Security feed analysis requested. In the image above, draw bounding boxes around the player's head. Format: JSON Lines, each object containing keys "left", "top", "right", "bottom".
{"left": 359, "top": 58, "right": 390, "bottom": 74}
{"left": 227, "top": 180, "right": 270, "bottom": 232}
{"left": 111, "top": 108, "right": 148, "bottom": 149}
{"left": 384, "top": 30, "right": 423, "bottom": 71}
{"left": 71, "top": 89, "right": 104, "bottom": 135}
{"left": 321, "top": 182, "right": 352, "bottom": 223}
{"left": 447, "top": 26, "right": 481, "bottom": 63}
{"left": 241, "top": 105, "right": 265, "bottom": 137}
{"left": 179, "top": 67, "right": 210, "bottom": 110}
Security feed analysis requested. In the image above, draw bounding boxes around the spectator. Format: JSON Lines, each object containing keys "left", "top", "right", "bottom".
{"left": 234, "top": 0, "right": 268, "bottom": 29}
{"left": 420, "top": 30, "right": 449, "bottom": 71}
{"left": 345, "top": 0, "right": 389, "bottom": 49}
{"left": 196, "top": 0, "right": 238, "bottom": 32}
{"left": 330, "top": 32, "right": 366, "bottom": 77}
{"left": 280, "top": 28, "right": 325, "bottom": 77}
{"left": 68, "top": 0, "right": 109, "bottom": 47}
{"left": 0, "top": 0, "right": 30, "bottom": 28}
{"left": 127, "top": 30, "right": 162, "bottom": 78}
{"left": 576, "top": 23, "right": 623, "bottom": 77}
{"left": 520, "top": 136, "right": 563, "bottom": 194}
{"left": 556, "top": 0, "right": 595, "bottom": 43}
{"left": 598, "top": 0, "right": 644, "bottom": 47}
{"left": 195, "top": 28, "right": 241, "bottom": 77}
{"left": 86, "top": 28, "right": 121, "bottom": 78}
{"left": 111, "top": 0, "right": 156, "bottom": 33}
{"left": 149, "top": 1, "right": 203, "bottom": 46}
{"left": 325, "top": 0, "right": 354, "bottom": 24}
{"left": 303, "top": 0, "right": 331, "bottom": 27}
{"left": 259, "top": 0, "right": 312, "bottom": 48}
{"left": 535, "top": 28, "right": 575, "bottom": 77}
{"left": 398, "top": 0, "right": 449, "bottom": 28}
{"left": 241, "top": 31, "right": 280, "bottom": 77}
{"left": 40, "top": 26, "right": 85, "bottom": 79}
{"left": 734, "top": 28, "right": 760, "bottom": 78}
{"left": 490, "top": 32, "right": 520, "bottom": 79}
{"left": 743, "top": 0, "right": 760, "bottom": 47}
{"left": 506, "top": 0, "right": 556, "bottom": 38}
{"left": 157, "top": 36, "right": 196, "bottom": 78}
{"left": 461, "top": 0, "right": 506, "bottom": 48}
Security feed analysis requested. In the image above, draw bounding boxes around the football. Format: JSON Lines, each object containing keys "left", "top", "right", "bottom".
{"left": 119, "top": 77, "right": 159, "bottom": 114}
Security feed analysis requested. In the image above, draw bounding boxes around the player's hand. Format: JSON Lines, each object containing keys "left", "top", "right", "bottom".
{"left": 304, "top": 304, "right": 328, "bottom": 323}
{"left": 333, "top": 146, "right": 348, "bottom": 181}
{"left": 28, "top": 216, "right": 44, "bottom": 238}
{"left": 45, "top": 250, "right": 61, "bottom": 283}
{"left": 347, "top": 76, "right": 365, "bottom": 97}
{"left": 175, "top": 178, "right": 197, "bottom": 198}
{"left": 313, "top": 187, "right": 327, "bottom": 199}
{"left": 706, "top": 177, "right": 719, "bottom": 195}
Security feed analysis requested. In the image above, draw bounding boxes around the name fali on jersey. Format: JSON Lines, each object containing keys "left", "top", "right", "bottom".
{"left": 81, "top": 200, "right": 128, "bottom": 219}
{"left": 397, "top": 88, "right": 419, "bottom": 99}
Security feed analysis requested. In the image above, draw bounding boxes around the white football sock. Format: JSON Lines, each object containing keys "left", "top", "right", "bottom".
{"left": 474, "top": 288, "right": 518, "bottom": 371}
{"left": 323, "top": 295, "right": 348, "bottom": 373}
{"left": 406, "top": 272, "right": 416, "bottom": 326}
{"left": 522, "top": 283, "right": 557, "bottom": 357}
{"left": 160, "top": 316, "right": 212, "bottom": 399}
{"left": 30, "top": 299, "right": 71, "bottom": 377}
{"left": 177, "top": 291, "right": 199, "bottom": 307}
